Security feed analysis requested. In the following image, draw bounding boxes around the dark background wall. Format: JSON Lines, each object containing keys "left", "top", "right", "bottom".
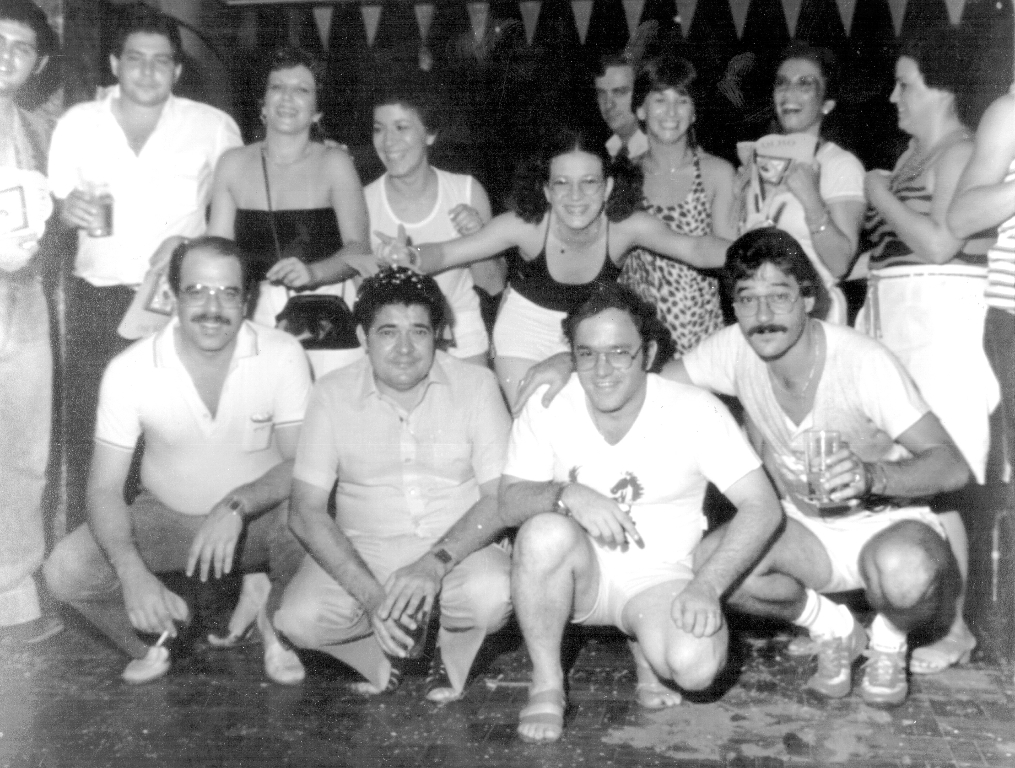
{"left": 58, "top": 0, "right": 1015, "bottom": 212}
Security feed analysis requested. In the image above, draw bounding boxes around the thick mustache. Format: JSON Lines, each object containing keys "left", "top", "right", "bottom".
{"left": 748, "top": 324, "right": 788, "bottom": 336}
{"left": 192, "top": 313, "right": 231, "bottom": 325}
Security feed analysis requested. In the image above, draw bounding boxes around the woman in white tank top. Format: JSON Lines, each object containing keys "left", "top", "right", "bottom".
{"left": 365, "top": 84, "right": 505, "bottom": 364}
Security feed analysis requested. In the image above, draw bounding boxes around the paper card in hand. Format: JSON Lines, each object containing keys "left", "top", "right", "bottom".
{"left": 742, "top": 133, "right": 819, "bottom": 186}
{"left": 0, "top": 185, "right": 29, "bottom": 235}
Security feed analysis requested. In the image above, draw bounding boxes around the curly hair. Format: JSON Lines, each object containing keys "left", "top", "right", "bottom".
{"left": 509, "top": 125, "right": 643, "bottom": 224}
{"left": 562, "top": 282, "right": 675, "bottom": 371}
{"left": 354, "top": 266, "right": 450, "bottom": 336}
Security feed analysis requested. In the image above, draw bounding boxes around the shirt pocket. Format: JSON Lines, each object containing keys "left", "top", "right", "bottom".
{"left": 243, "top": 412, "right": 274, "bottom": 452}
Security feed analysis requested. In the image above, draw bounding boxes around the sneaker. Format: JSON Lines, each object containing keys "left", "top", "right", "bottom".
{"left": 264, "top": 640, "right": 305, "bottom": 685}
{"left": 424, "top": 646, "right": 461, "bottom": 703}
{"left": 122, "top": 645, "right": 171, "bottom": 684}
{"left": 859, "top": 647, "right": 908, "bottom": 708}
{"left": 805, "top": 619, "right": 868, "bottom": 698}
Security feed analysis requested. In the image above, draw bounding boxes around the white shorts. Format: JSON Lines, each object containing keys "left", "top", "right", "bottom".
{"left": 784, "top": 501, "right": 947, "bottom": 594}
{"left": 574, "top": 538, "right": 695, "bottom": 633}
{"left": 492, "top": 288, "right": 569, "bottom": 362}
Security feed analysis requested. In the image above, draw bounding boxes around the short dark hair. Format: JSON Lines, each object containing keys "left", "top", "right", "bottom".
{"left": 632, "top": 55, "right": 699, "bottom": 148}
{"left": 592, "top": 52, "right": 633, "bottom": 81}
{"left": 354, "top": 267, "right": 449, "bottom": 337}
{"left": 167, "top": 237, "right": 249, "bottom": 297}
{"left": 777, "top": 42, "right": 840, "bottom": 102}
{"left": 113, "top": 4, "right": 183, "bottom": 62}
{"left": 0, "top": 0, "right": 57, "bottom": 59}
{"left": 720, "top": 228, "right": 829, "bottom": 318}
{"left": 509, "top": 125, "right": 642, "bottom": 224}
{"left": 562, "top": 282, "right": 675, "bottom": 371}
{"left": 372, "top": 75, "right": 442, "bottom": 136}
{"left": 898, "top": 33, "right": 971, "bottom": 124}
{"left": 632, "top": 55, "right": 698, "bottom": 112}
{"left": 265, "top": 46, "right": 327, "bottom": 99}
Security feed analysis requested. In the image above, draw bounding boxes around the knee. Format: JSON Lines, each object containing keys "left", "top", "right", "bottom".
{"left": 640, "top": 634, "right": 727, "bottom": 692}
{"left": 514, "top": 513, "right": 584, "bottom": 571}
{"left": 273, "top": 590, "right": 361, "bottom": 650}
{"left": 665, "top": 640, "right": 726, "bottom": 691}
{"left": 43, "top": 533, "right": 94, "bottom": 603}
{"left": 442, "top": 568, "right": 511, "bottom": 633}
{"left": 861, "top": 521, "right": 955, "bottom": 610}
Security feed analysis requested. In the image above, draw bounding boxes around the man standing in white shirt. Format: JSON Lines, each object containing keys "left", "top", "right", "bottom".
{"left": 47, "top": 5, "right": 242, "bottom": 516}
{"left": 594, "top": 54, "right": 647, "bottom": 161}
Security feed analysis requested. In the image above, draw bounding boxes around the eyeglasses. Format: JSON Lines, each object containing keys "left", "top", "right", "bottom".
{"left": 774, "top": 75, "right": 822, "bottom": 95}
{"left": 733, "top": 290, "right": 800, "bottom": 316}
{"left": 548, "top": 177, "right": 605, "bottom": 198}
{"left": 119, "top": 52, "right": 177, "bottom": 72}
{"left": 0, "top": 36, "right": 38, "bottom": 61}
{"left": 179, "top": 284, "right": 244, "bottom": 307}
{"left": 573, "top": 345, "right": 643, "bottom": 371}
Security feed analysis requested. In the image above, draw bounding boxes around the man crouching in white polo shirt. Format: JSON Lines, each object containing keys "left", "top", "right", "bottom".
{"left": 44, "top": 237, "right": 309, "bottom": 686}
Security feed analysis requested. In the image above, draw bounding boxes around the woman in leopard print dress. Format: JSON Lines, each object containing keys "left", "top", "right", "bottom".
{"left": 620, "top": 56, "right": 738, "bottom": 356}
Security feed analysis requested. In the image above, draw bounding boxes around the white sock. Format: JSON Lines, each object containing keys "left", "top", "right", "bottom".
{"left": 868, "top": 614, "right": 907, "bottom": 653}
{"left": 794, "top": 589, "right": 855, "bottom": 640}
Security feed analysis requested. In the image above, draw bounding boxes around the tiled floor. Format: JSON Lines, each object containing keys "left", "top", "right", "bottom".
{"left": 2, "top": 607, "right": 1013, "bottom": 768}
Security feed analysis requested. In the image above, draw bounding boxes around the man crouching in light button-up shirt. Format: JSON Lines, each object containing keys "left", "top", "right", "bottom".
{"left": 275, "top": 267, "right": 512, "bottom": 702}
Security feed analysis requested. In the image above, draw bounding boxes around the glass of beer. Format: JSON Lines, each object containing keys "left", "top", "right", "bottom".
{"left": 804, "top": 429, "right": 843, "bottom": 503}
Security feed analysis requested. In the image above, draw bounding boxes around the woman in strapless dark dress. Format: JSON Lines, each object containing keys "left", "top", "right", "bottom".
{"left": 208, "top": 46, "right": 372, "bottom": 328}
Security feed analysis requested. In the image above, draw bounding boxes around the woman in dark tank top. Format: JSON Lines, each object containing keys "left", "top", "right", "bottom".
{"left": 376, "top": 126, "right": 731, "bottom": 406}
{"left": 208, "top": 46, "right": 373, "bottom": 328}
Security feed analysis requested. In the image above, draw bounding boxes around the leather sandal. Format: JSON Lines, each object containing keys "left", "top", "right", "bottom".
{"left": 517, "top": 687, "right": 566, "bottom": 744}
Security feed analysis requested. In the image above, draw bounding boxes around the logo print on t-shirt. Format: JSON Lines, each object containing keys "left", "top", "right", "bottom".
{"left": 610, "top": 472, "right": 643, "bottom": 505}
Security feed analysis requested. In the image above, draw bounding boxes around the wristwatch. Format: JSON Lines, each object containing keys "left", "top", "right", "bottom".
{"left": 554, "top": 482, "right": 571, "bottom": 516}
{"left": 432, "top": 548, "right": 454, "bottom": 566}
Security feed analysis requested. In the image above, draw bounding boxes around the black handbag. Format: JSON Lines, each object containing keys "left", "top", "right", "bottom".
{"left": 261, "top": 148, "right": 359, "bottom": 350}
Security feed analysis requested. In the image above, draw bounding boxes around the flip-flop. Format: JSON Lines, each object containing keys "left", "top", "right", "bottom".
{"left": 910, "top": 633, "right": 976, "bottom": 675}
{"left": 517, "top": 688, "right": 566, "bottom": 744}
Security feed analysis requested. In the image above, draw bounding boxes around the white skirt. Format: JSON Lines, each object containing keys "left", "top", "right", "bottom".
{"left": 492, "top": 288, "right": 570, "bottom": 361}
{"left": 856, "top": 264, "right": 1000, "bottom": 481}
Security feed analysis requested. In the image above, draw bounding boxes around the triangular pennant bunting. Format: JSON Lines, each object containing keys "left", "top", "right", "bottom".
{"left": 834, "top": 0, "right": 857, "bottom": 34}
{"left": 943, "top": 0, "right": 965, "bottom": 25}
{"left": 675, "top": 0, "right": 698, "bottom": 37}
{"left": 729, "top": 0, "right": 750, "bottom": 38}
{"left": 519, "top": 1, "right": 542, "bottom": 44}
{"left": 622, "top": 0, "right": 646, "bottom": 37}
{"left": 467, "top": 2, "right": 490, "bottom": 40}
{"left": 886, "top": 0, "right": 906, "bottom": 36}
{"left": 780, "top": 0, "right": 804, "bottom": 36}
{"left": 312, "top": 6, "right": 334, "bottom": 49}
{"left": 414, "top": 3, "right": 435, "bottom": 42}
{"left": 571, "top": 0, "right": 594, "bottom": 43}
{"left": 361, "top": 4, "right": 382, "bottom": 47}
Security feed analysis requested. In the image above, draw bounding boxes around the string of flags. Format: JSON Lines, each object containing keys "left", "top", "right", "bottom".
{"left": 224, "top": 0, "right": 974, "bottom": 49}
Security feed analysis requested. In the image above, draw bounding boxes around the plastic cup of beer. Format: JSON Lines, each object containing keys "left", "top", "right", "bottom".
{"left": 81, "top": 181, "right": 113, "bottom": 238}
{"left": 804, "top": 429, "right": 842, "bottom": 503}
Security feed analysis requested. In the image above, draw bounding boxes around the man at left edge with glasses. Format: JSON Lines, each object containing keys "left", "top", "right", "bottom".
{"left": 44, "top": 237, "right": 310, "bottom": 686}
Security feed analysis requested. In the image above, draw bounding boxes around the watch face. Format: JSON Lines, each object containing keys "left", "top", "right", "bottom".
{"left": 434, "top": 548, "right": 454, "bottom": 565}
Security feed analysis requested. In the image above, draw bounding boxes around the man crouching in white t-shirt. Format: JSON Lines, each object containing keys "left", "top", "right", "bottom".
{"left": 518, "top": 228, "right": 970, "bottom": 712}
{"left": 503, "top": 282, "right": 782, "bottom": 743}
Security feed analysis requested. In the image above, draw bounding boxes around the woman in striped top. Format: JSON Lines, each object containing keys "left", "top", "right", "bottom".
{"left": 857, "top": 39, "right": 998, "bottom": 676}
